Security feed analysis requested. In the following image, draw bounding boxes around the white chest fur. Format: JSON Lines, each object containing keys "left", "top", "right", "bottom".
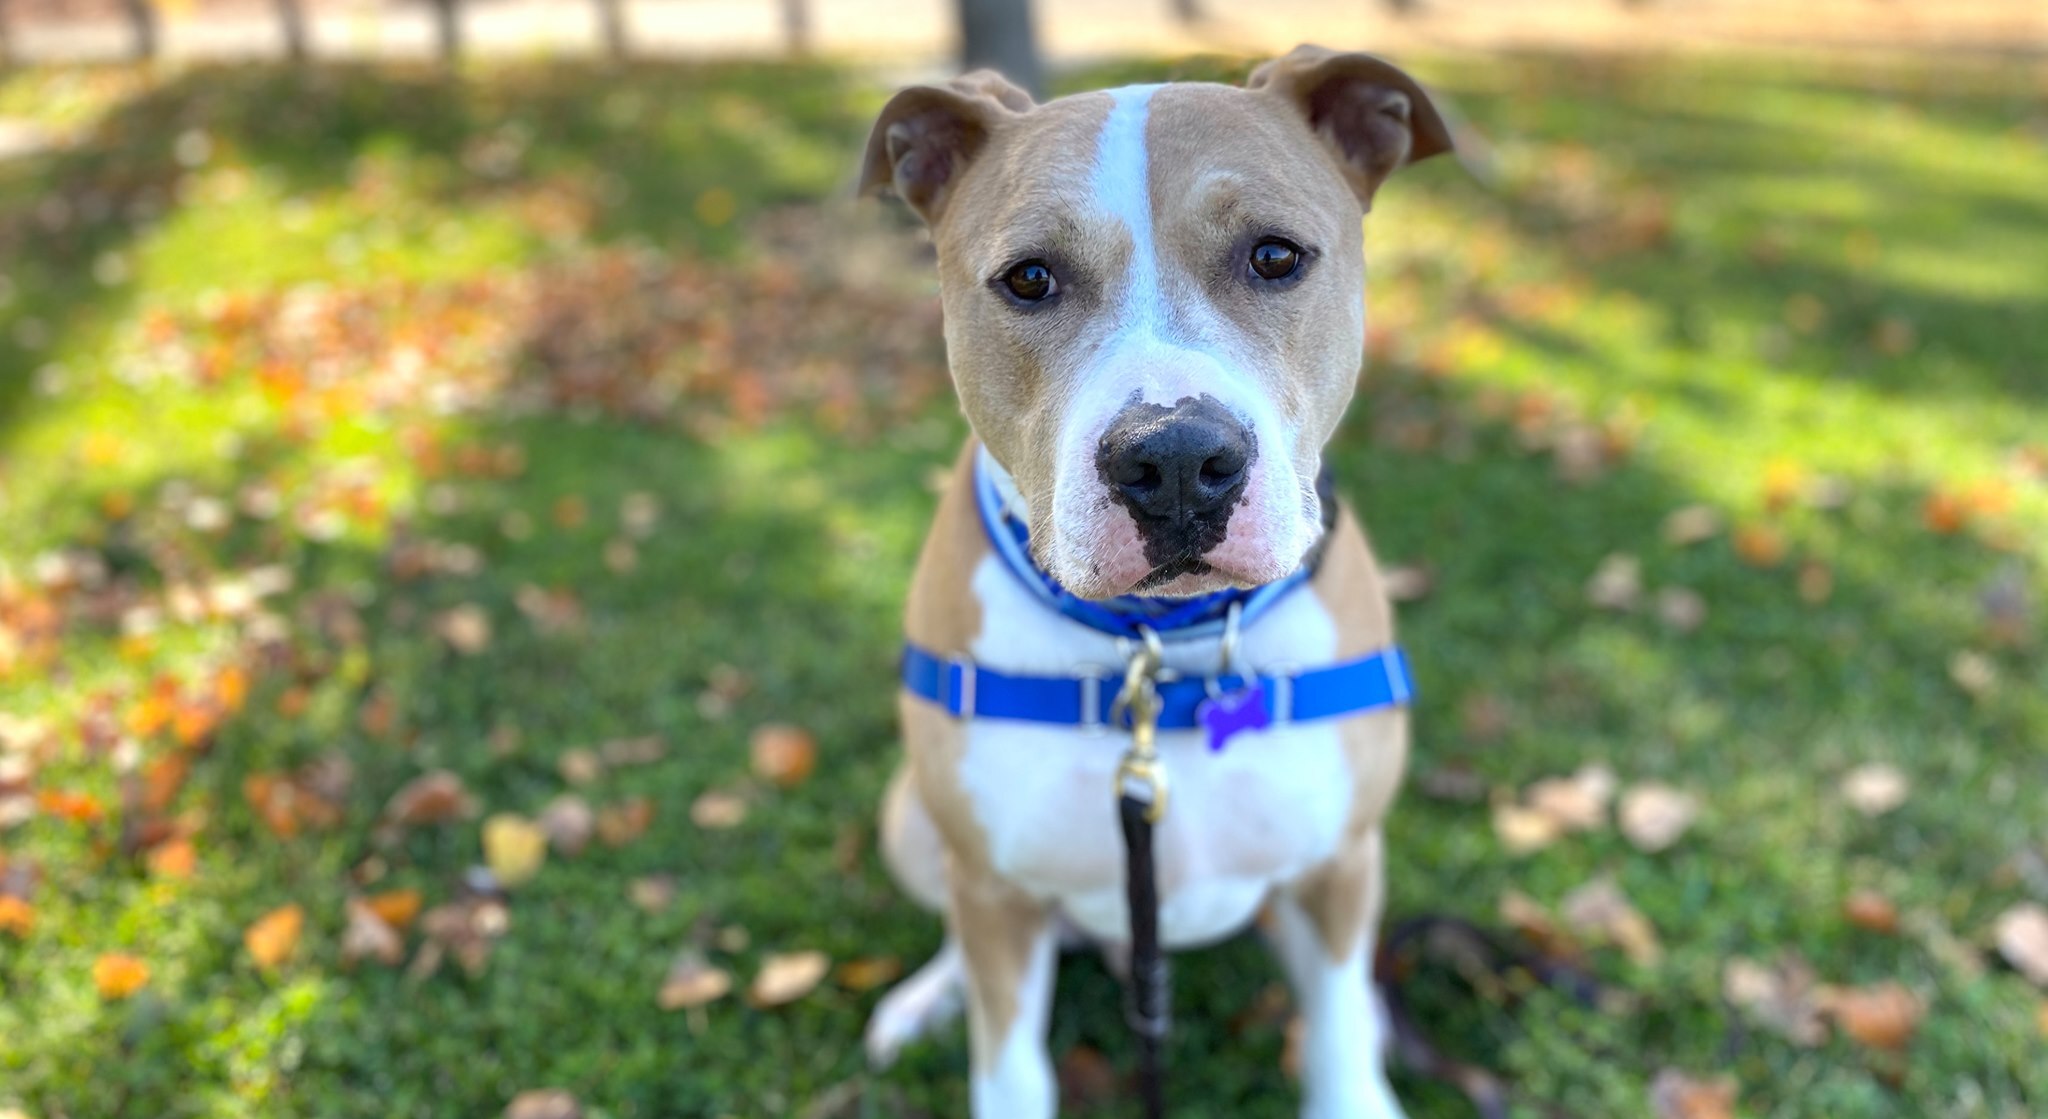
{"left": 958, "top": 552, "right": 1356, "bottom": 949}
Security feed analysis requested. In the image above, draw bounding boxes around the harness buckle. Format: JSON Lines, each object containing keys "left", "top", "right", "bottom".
{"left": 944, "top": 655, "right": 977, "bottom": 719}
{"left": 1268, "top": 666, "right": 1297, "bottom": 725}
{"left": 1078, "top": 670, "right": 1108, "bottom": 734}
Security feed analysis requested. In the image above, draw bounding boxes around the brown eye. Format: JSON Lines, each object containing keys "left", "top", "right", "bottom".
{"left": 1002, "top": 260, "right": 1057, "bottom": 302}
{"left": 1249, "top": 239, "right": 1302, "bottom": 281}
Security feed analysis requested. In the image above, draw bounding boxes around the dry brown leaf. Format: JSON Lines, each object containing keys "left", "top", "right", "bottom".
{"left": 596, "top": 796, "right": 654, "bottom": 847}
{"left": 835, "top": 956, "right": 903, "bottom": 992}
{"left": 1057, "top": 1045, "right": 1120, "bottom": 1111}
{"left": 341, "top": 897, "right": 406, "bottom": 969}
{"left": 413, "top": 897, "right": 510, "bottom": 979}
{"left": 658, "top": 949, "right": 733, "bottom": 1010}
{"left": 1723, "top": 954, "right": 1828, "bottom": 1046}
{"left": 750, "top": 950, "right": 829, "bottom": 1008}
{"left": 1841, "top": 763, "right": 1910, "bottom": 818}
{"left": 691, "top": 789, "right": 748, "bottom": 830}
{"left": 1585, "top": 553, "right": 1643, "bottom": 611}
{"left": 556, "top": 748, "right": 603, "bottom": 785}
{"left": 1525, "top": 764, "right": 1616, "bottom": 833}
{"left": 364, "top": 888, "right": 423, "bottom": 930}
{"left": 435, "top": 604, "right": 493, "bottom": 655}
{"left": 538, "top": 794, "right": 595, "bottom": 857}
{"left": 1618, "top": 783, "right": 1698, "bottom": 853}
{"left": 1655, "top": 587, "right": 1708, "bottom": 634}
{"left": 1650, "top": 1068, "right": 1737, "bottom": 1119}
{"left": 628, "top": 874, "right": 677, "bottom": 913}
{"left": 503, "top": 1089, "right": 582, "bottom": 1119}
{"left": 1825, "top": 981, "right": 1922, "bottom": 1051}
{"left": 1499, "top": 889, "right": 1578, "bottom": 958}
{"left": 1661, "top": 505, "right": 1723, "bottom": 547}
{"left": 1561, "top": 877, "right": 1661, "bottom": 965}
{"left": 1994, "top": 902, "right": 2048, "bottom": 987}
{"left": 600, "top": 735, "right": 666, "bottom": 767}
{"left": 245, "top": 903, "right": 304, "bottom": 970}
{"left": 482, "top": 814, "right": 548, "bottom": 888}
{"left": 384, "top": 770, "right": 478, "bottom": 827}
{"left": 1491, "top": 799, "right": 1564, "bottom": 856}
{"left": 1842, "top": 890, "right": 1900, "bottom": 935}
{"left": 750, "top": 724, "right": 817, "bottom": 789}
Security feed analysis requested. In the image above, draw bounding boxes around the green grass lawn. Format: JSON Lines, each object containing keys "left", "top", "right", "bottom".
{"left": 0, "top": 52, "right": 2044, "bottom": 1119}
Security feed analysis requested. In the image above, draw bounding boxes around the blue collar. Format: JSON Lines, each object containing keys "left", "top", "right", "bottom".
{"left": 973, "top": 445, "right": 1313, "bottom": 643}
{"left": 898, "top": 447, "right": 1416, "bottom": 743}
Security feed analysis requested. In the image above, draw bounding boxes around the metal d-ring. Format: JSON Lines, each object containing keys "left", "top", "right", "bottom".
{"left": 1203, "top": 601, "right": 1247, "bottom": 700}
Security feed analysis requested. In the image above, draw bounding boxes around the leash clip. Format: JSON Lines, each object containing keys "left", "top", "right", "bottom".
{"left": 1110, "top": 627, "right": 1168, "bottom": 823}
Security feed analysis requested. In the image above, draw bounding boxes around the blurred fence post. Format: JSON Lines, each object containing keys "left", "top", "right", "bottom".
{"left": 781, "top": 0, "right": 809, "bottom": 53}
{"left": 274, "top": 0, "right": 309, "bottom": 59}
{"left": 122, "top": 0, "right": 159, "bottom": 58}
{"left": 430, "top": 0, "right": 460, "bottom": 62}
{"left": 597, "top": 0, "right": 627, "bottom": 58}
{"left": 957, "top": 0, "right": 1041, "bottom": 98}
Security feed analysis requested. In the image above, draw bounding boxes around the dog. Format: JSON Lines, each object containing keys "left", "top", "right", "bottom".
{"left": 858, "top": 45, "right": 1452, "bottom": 1118}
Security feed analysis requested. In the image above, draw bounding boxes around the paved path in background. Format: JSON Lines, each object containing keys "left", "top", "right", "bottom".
{"left": 5, "top": 0, "right": 2045, "bottom": 67}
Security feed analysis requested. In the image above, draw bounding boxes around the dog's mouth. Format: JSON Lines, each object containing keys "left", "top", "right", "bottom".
{"left": 1132, "top": 556, "right": 1213, "bottom": 592}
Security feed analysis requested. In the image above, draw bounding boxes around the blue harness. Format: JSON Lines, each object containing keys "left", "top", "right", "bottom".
{"left": 899, "top": 448, "right": 1415, "bottom": 744}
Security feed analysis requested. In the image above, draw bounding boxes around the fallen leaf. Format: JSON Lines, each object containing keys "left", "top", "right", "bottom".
{"left": 1948, "top": 650, "right": 1998, "bottom": 699}
{"left": 1841, "top": 763, "right": 1910, "bottom": 818}
{"left": 1922, "top": 490, "right": 1968, "bottom": 534}
{"left": 691, "top": 789, "right": 748, "bottom": 830}
{"left": 1491, "top": 798, "right": 1564, "bottom": 856}
{"left": 1842, "top": 890, "right": 1899, "bottom": 935}
{"left": 384, "top": 770, "right": 478, "bottom": 827}
{"left": 245, "top": 903, "right": 305, "bottom": 970}
{"left": 538, "top": 794, "right": 595, "bottom": 857}
{"left": 750, "top": 724, "right": 817, "bottom": 789}
{"left": 1561, "top": 877, "right": 1661, "bottom": 965}
{"left": 1650, "top": 1068, "right": 1737, "bottom": 1119}
{"left": 1655, "top": 587, "right": 1707, "bottom": 633}
{"left": 93, "top": 953, "right": 150, "bottom": 999}
{"left": 1723, "top": 954, "right": 1828, "bottom": 1046}
{"left": 341, "top": 897, "right": 406, "bottom": 969}
{"left": 482, "top": 814, "right": 548, "bottom": 888}
{"left": 504, "top": 1089, "right": 582, "bottom": 1119}
{"left": 435, "top": 604, "right": 493, "bottom": 654}
{"left": 836, "top": 956, "right": 904, "bottom": 992}
{"left": 1499, "top": 889, "right": 1578, "bottom": 958}
{"left": 1618, "top": 783, "right": 1698, "bottom": 853}
{"left": 1994, "top": 902, "right": 2048, "bottom": 986}
{"left": 1662, "top": 505, "right": 1723, "bottom": 547}
{"left": 599, "top": 735, "right": 666, "bottom": 767}
{"left": 1585, "top": 553, "right": 1642, "bottom": 611}
{"left": 146, "top": 837, "right": 198, "bottom": 879}
{"left": 750, "top": 950, "right": 829, "bottom": 1008}
{"left": 604, "top": 538, "right": 639, "bottom": 574}
{"left": 628, "top": 874, "right": 677, "bottom": 913}
{"left": 658, "top": 949, "right": 733, "bottom": 1010}
{"left": 364, "top": 888, "right": 423, "bottom": 930}
{"left": 1797, "top": 560, "right": 1834, "bottom": 604}
{"left": 0, "top": 895, "right": 33, "bottom": 937}
{"left": 1524, "top": 764, "right": 1616, "bottom": 833}
{"left": 1057, "top": 1044, "right": 1120, "bottom": 1110}
{"left": 1733, "top": 524, "right": 1787, "bottom": 568}
{"left": 1825, "top": 981, "right": 1922, "bottom": 1051}
{"left": 413, "top": 897, "right": 510, "bottom": 979}
{"left": 556, "top": 748, "right": 603, "bottom": 785}
{"left": 596, "top": 796, "right": 654, "bottom": 847}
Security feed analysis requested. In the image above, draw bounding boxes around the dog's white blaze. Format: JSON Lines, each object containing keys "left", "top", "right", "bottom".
{"left": 1093, "top": 84, "right": 1165, "bottom": 332}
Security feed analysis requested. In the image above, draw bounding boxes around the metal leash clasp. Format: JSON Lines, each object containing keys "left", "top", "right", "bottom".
{"left": 1110, "top": 627, "right": 1168, "bottom": 824}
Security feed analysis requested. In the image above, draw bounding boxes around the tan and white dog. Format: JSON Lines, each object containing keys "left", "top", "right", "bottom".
{"left": 859, "top": 46, "right": 1452, "bottom": 1119}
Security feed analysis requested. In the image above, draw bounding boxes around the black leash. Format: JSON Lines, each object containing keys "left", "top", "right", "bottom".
{"left": 1111, "top": 640, "right": 1170, "bottom": 1119}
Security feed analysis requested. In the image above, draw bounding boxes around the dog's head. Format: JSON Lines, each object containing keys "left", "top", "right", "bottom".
{"left": 863, "top": 47, "right": 1451, "bottom": 599}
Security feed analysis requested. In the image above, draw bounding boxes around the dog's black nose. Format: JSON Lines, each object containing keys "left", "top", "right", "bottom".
{"left": 1097, "top": 395, "right": 1255, "bottom": 531}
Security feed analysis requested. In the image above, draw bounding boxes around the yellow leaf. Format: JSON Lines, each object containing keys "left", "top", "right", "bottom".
{"left": 749, "top": 950, "right": 828, "bottom": 1008}
{"left": 93, "top": 953, "right": 150, "bottom": 999}
{"left": 483, "top": 814, "right": 548, "bottom": 888}
{"left": 245, "top": 903, "right": 305, "bottom": 970}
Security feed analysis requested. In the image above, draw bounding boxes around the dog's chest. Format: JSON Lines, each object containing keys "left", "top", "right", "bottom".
{"left": 956, "top": 555, "right": 1357, "bottom": 948}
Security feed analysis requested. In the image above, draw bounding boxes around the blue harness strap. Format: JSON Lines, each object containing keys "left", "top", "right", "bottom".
{"left": 901, "top": 644, "right": 1415, "bottom": 729}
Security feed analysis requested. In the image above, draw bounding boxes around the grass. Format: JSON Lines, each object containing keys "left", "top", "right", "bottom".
{"left": 0, "top": 51, "right": 2044, "bottom": 1119}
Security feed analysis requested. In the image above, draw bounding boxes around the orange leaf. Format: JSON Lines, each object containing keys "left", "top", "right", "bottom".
{"left": 749, "top": 724, "right": 817, "bottom": 789}
{"left": 1732, "top": 524, "right": 1787, "bottom": 568}
{"left": 243, "top": 773, "right": 301, "bottom": 838}
{"left": 142, "top": 753, "right": 190, "bottom": 813}
{"left": 1922, "top": 491, "right": 1967, "bottom": 534}
{"left": 215, "top": 665, "right": 250, "bottom": 714}
{"left": 0, "top": 896, "right": 34, "bottom": 937}
{"left": 147, "top": 838, "right": 198, "bottom": 880}
{"left": 364, "top": 888, "right": 423, "bottom": 931}
{"left": 172, "top": 702, "right": 220, "bottom": 748}
{"left": 245, "top": 903, "right": 305, "bottom": 970}
{"left": 126, "top": 692, "right": 175, "bottom": 738}
{"left": 37, "top": 789, "right": 105, "bottom": 824}
{"left": 93, "top": 953, "right": 150, "bottom": 999}
{"left": 1827, "top": 982, "right": 1922, "bottom": 1052}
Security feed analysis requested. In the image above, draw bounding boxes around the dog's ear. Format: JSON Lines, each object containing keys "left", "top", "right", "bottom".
{"left": 1248, "top": 45, "right": 1452, "bottom": 209}
{"left": 860, "top": 70, "right": 1034, "bottom": 225}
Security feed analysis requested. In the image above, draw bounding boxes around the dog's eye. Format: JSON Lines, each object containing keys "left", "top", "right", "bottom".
{"left": 1001, "top": 260, "right": 1058, "bottom": 302}
{"left": 1248, "top": 239, "right": 1303, "bottom": 281}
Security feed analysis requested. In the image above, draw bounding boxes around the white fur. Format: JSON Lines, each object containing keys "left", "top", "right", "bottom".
{"left": 1041, "top": 85, "right": 1314, "bottom": 597}
{"left": 970, "top": 922, "right": 1060, "bottom": 1119}
{"left": 1270, "top": 893, "right": 1407, "bottom": 1119}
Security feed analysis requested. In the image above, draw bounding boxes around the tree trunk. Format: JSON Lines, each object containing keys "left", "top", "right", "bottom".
{"left": 780, "top": 0, "right": 808, "bottom": 54}
{"left": 273, "top": 0, "right": 309, "bottom": 60}
{"left": 122, "top": 0, "right": 158, "bottom": 59}
{"left": 430, "top": 0, "right": 460, "bottom": 63}
{"left": 955, "top": 0, "right": 1041, "bottom": 99}
{"left": 596, "top": 0, "right": 627, "bottom": 58}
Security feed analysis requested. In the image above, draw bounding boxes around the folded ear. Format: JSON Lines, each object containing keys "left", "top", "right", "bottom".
{"left": 1247, "top": 45, "right": 1452, "bottom": 209}
{"left": 859, "top": 70, "right": 1035, "bottom": 225}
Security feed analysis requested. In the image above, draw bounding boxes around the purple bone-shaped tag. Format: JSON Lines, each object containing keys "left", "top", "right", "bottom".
{"left": 1197, "top": 681, "right": 1270, "bottom": 754}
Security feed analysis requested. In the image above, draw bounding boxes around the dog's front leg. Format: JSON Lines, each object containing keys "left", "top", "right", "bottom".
{"left": 951, "top": 870, "right": 1060, "bottom": 1119}
{"left": 1270, "top": 829, "right": 1407, "bottom": 1119}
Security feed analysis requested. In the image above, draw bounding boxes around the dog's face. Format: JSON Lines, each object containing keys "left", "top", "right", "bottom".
{"left": 864, "top": 48, "right": 1450, "bottom": 599}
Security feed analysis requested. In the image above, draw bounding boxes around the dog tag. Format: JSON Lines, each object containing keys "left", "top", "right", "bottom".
{"left": 1197, "top": 681, "right": 1269, "bottom": 754}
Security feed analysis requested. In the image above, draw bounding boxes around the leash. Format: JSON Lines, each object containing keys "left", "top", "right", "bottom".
{"left": 1110, "top": 635, "right": 1170, "bottom": 1119}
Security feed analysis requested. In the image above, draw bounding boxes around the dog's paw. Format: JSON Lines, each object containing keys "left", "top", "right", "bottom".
{"left": 863, "top": 944, "right": 965, "bottom": 1070}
